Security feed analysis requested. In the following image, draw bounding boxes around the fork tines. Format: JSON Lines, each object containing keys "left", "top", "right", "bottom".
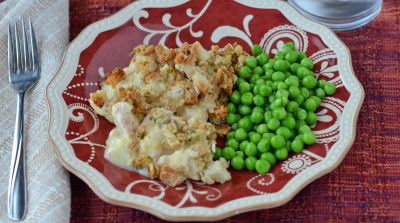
{"left": 8, "top": 18, "right": 39, "bottom": 77}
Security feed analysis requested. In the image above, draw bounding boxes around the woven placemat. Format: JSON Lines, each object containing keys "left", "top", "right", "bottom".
{"left": 68, "top": 0, "right": 400, "bottom": 222}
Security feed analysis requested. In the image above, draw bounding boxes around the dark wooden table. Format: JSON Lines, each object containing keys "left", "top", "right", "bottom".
{"left": 69, "top": 0, "right": 400, "bottom": 222}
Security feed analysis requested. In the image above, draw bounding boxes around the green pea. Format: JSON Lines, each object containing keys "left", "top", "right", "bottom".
{"left": 227, "top": 131, "right": 235, "bottom": 139}
{"left": 276, "top": 89, "right": 289, "bottom": 98}
{"left": 318, "top": 79, "right": 327, "bottom": 88}
{"left": 286, "top": 101, "right": 299, "bottom": 113}
{"left": 315, "top": 88, "right": 326, "bottom": 98}
{"left": 257, "top": 138, "right": 269, "bottom": 153}
{"left": 236, "top": 77, "right": 246, "bottom": 87}
{"left": 248, "top": 131, "right": 256, "bottom": 138}
{"left": 241, "top": 92, "right": 253, "bottom": 105}
{"left": 253, "top": 84, "right": 261, "bottom": 95}
{"left": 308, "top": 70, "right": 316, "bottom": 78}
{"left": 238, "top": 104, "right": 252, "bottom": 115}
{"left": 276, "top": 126, "right": 292, "bottom": 140}
{"left": 285, "top": 75, "right": 300, "bottom": 87}
{"left": 236, "top": 151, "right": 245, "bottom": 157}
{"left": 235, "top": 128, "right": 248, "bottom": 141}
{"left": 231, "top": 155, "right": 245, "bottom": 170}
{"left": 276, "top": 81, "right": 288, "bottom": 90}
{"left": 239, "top": 82, "right": 251, "bottom": 93}
{"left": 282, "top": 45, "right": 294, "bottom": 54}
{"left": 260, "top": 152, "right": 277, "bottom": 165}
{"left": 291, "top": 139, "right": 304, "bottom": 153}
{"left": 294, "top": 95, "right": 304, "bottom": 105}
{"left": 297, "top": 108, "right": 307, "bottom": 120}
{"left": 272, "top": 107, "right": 287, "bottom": 120}
{"left": 253, "top": 66, "right": 264, "bottom": 76}
{"left": 240, "top": 140, "right": 250, "bottom": 153}
{"left": 253, "top": 95, "right": 265, "bottom": 106}
{"left": 259, "top": 85, "right": 272, "bottom": 97}
{"left": 245, "top": 143, "right": 258, "bottom": 157}
{"left": 290, "top": 63, "right": 301, "bottom": 74}
{"left": 285, "top": 50, "right": 298, "bottom": 63}
{"left": 300, "top": 57, "right": 314, "bottom": 70}
{"left": 274, "top": 59, "right": 290, "bottom": 72}
{"left": 294, "top": 134, "right": 303, "bottom": 141}
{"left": 275, "top": 52, "right": 286, "bottom": 60}
{"left": 256, "top": 123, "right": 269, "bottom": 134}
{"left": 306, "top": 112, "right": 318, "bottom": 125}
{"left": 238, "top": 66, "right": 251, "bottom": 78}
{"left": 272, "top": 71, "right": 285, "bottom": 81}
{"left": 245, "top": 156, "right": 257, "bottom": 170}
{"left": 298, "top": 125, "right": 312, "bottom": 134}
{"left": 296, "top": 67, "right": 309, "bottom": 79}
{"left": 249, "top": 74, "right": 260, "bottom": 84}
{"left": 226, "top": 138, "right": 239, "bottom": 150}
{"left": 282, "top": 116, "right": 296, "bottom": 129}
{"left": 281, "top": 97, "right": 289, "bottom": 107}
{"left": 263, "top": 60, "right": 275, "bottom": 72}
{"left": 250, "top": 111, "right": 264, "bottom": 124}
{"left": 222, "top": 147, "right": 236, "bottom": 160}
{"left": 324, "top": 82, "right": 336, "bottom": 95}
{"left": 304, "top": 98, "right": 317, "bottom": 112}
{"left": 302, "top": 131, "right": 316, "bottom": 145}
{"left": 285, "top": 141, "right": 292, "bottom": 151}
{"left": 231, "top": 123, "right": 239, "bottom": 130}
{"left": 253, "top": 106, "right": 264, "bottom": 114}
{"left": 255, "top": 80, "right": 265, "bottom": 86}
{"left": 213, "top": 147, "right": 222, "bottom": 160}
{"left": 288, "top": 85, "right": 301, "bottom": 99}
{"left": 310, "top": 96, "right": 321, "bottom": 107}
{"left": 256, "top": 53, "right": 269, "bottom": 66}
{"left": 297, "top": 51, "right": 307, "bottom": 62}
{"left": 264, "top": 110, "right": 273, "bottom": 122}
{"left": 238, "top": 116, "right": 253, "bottom": 131}
{"left": 263, "top": 132, "right": 275, "bottom": 141}
{"left": 271, "top": 98, "right": 283, "bottom": 109}
{"left": 296, "top": 120, "right": 307, "bottom": 130}
{"left": 264, "top": 68, "right": 274, "bottom": 80}
{"left": 271, "top": 135, "right": 285, "bottom": 149}
{"left": 227, "top": 103, "right": 237, "bottom": 113}
{"left": 246, "top": 56, "right": 257, "bottom": 69}
{"left": 252, "top": 44, "right": 263, "bottom": 56}
{"left": 284, "top": 42, "right": 295, "bottom": 50}
{"left": 230, "top": 90, "right": 241, "bottom": 104}
{"left": 284, "top": 71, "right": 292, "bottom": 79}
{"left": 226, "top": 113, "right": 238, "bottom": 124}
{"left": 302, "top": 75, "right": 317, "bottom": 89}
{"left": 268, "top": 95, "right": 276, "bottom": 104}
{"left": 267, "top": 118, "right": 280, "bottom": 131}
{"left": 255, "top": 159, "right": 271, "bottom": 174}
{"left": 275, "top": 148, "right": 289, "bottom": 160}
{"left": 301, "top": 87, "right": 311, "bottom": 99}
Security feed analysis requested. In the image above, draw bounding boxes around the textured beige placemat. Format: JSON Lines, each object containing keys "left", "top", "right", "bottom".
{"left": 0, "top": 0, "right": 70, "bottom": 222}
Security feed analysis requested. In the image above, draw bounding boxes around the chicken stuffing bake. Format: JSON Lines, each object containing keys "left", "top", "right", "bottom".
{"left": 89, "top": 41, "right": 247, "bottom": 186}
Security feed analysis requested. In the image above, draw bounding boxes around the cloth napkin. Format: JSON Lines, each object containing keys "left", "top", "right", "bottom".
{"left": 0, "top": 0, "right": 70, "bottom": 222}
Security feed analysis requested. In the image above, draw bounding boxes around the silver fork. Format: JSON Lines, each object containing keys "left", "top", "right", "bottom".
{"left": 7, "top": 19, "right": 39, "bottom": 221}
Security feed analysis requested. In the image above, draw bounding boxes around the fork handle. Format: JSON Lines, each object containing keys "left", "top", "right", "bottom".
{"left": 8, "top": 92, "right": 27, "bottom": 221}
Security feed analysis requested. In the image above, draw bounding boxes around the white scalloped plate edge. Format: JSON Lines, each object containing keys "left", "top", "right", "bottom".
{"left": 46, "top": 0, "right": 364, "bottom": 221}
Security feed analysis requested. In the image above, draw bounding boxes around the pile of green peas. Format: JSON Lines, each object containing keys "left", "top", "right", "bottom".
{"left": 213, "top": 42, "right": 336, "bottom": 175}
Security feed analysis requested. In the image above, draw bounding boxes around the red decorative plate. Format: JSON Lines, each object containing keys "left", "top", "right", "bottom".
{"left": 46, "top": 0, "right": 364, "bottom": 221}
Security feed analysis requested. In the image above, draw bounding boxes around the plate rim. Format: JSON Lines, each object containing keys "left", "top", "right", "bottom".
{"left": 46, "top": 0, "right": 364, "bottom": 221}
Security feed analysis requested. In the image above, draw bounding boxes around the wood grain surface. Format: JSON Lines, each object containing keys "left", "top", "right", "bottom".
{"left": 68, "top": 0, "right": 400, "bottom": 222}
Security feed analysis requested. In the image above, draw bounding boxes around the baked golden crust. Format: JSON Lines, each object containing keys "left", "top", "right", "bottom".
{"left": 89, "top": 42, "right": 247, "bottom": 186}
{"left": 103, "top": 67, "right": 125, "bottom": 88}
{"left": 215, "top": 124, "right": 231, "bottom": 137}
